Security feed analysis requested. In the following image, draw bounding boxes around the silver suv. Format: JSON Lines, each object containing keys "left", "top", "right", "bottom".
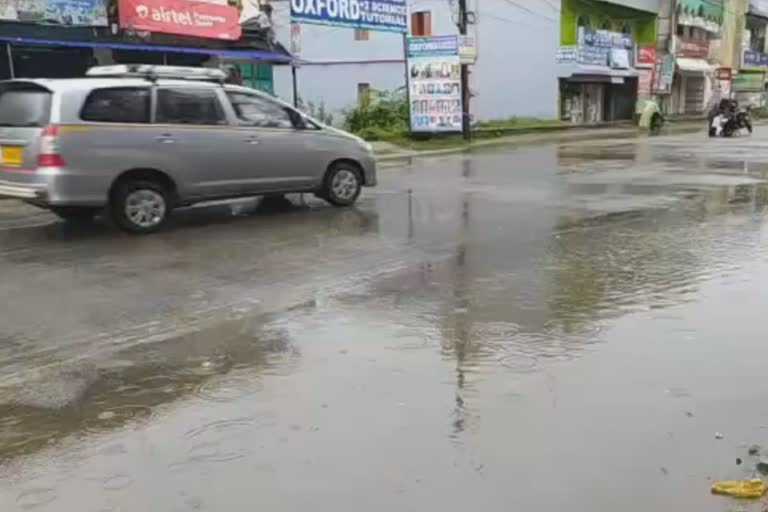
{"left": 0, "top": 65, "right": 377, "bottom": 233}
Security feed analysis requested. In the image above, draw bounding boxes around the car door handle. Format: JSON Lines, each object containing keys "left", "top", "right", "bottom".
{"left": 244, "top": 136, "right": 260, "bottom": 145}
{"left": 156, "top": 134, "right": 175, "bottom": 143}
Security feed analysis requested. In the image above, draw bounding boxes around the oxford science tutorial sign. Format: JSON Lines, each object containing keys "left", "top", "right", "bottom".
{"left": 290, "top": 0, "right": 407, "bottom": 32}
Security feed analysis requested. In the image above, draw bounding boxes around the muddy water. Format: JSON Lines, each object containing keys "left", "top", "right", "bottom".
{"left": 2, "top": 130, "right": 768, "bottom": 511}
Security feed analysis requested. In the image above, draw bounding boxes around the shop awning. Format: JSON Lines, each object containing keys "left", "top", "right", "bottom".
{"left": 750, "top": 0, "right": 768, "bottom": 18}
{"left": 0, "top": 35, "right": 293, "bottom": 63}
{"left": 676, "top": 57, "right": 715, "bottom": 73}
{"left": 556, "top": 63, "right": 639, "bottom": 79}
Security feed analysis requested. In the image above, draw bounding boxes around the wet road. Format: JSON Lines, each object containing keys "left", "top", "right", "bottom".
{"left": 2, "top": 128, "right": 768, "bottom": 511}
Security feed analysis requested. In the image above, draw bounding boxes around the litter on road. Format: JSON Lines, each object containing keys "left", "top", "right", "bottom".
{"left": 710, "top": 479, "right": 767, "bottom": 499}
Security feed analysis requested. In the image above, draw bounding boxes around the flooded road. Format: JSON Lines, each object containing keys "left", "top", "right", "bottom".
{"left": 2, "top": 128, "right": 768, "bottom": 511}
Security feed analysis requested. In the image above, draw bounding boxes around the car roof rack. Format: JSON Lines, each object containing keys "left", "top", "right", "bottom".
{"left": 86, "top": 65, "right": 227, "bottom": 83}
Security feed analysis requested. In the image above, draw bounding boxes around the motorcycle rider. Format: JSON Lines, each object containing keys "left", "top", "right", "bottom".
{"left": 710, "top": 98, "right": 737, "bottom": 137}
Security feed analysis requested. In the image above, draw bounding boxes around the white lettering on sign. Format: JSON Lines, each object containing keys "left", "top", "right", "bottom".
{"left": 292, "top": 0, "right": 389, "bottom": 24}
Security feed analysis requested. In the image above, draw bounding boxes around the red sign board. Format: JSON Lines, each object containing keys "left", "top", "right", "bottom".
{"left": 676, "top": 37, "right": 709, "bottom": 58}
{"left": 638, "top": 45, "right": 656, "bottom": 66}
{"left": 119, "top": 0, "right": 241, "bottom": 40}
{"left": 716, "top": 67, "right": 732, "bottom": 80}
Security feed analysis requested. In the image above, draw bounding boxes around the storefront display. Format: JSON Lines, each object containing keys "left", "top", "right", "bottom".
{"left": 406, "top": 35, "right": 462, "bottom": 133}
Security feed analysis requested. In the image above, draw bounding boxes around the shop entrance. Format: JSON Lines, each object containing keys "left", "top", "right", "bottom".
{"left": 560, "top": 76, "right": 637, "bottom": 124}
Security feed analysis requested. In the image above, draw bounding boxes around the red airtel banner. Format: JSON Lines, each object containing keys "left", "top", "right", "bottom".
{"left": 119, "top": 0, "right": 241, "bottom": 40}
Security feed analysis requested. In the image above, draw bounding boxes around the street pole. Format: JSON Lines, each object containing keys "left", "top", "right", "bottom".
{"left": 291, "top": 63, "right": 299, "bottom": 108}
{"left": 6, "top": 43, "right": 14, "bottom": 79}
{"left": 457, "top": 0, "right": 471, "bottom": 140}
{"left": 402, "top": 33, "right": 412, "bottom": 135}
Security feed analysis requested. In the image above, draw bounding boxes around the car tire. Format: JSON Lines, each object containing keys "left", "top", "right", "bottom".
{"left": 50, "top": 206, "right": 100, "bottom": 223}
{"left": 110, "top": 179, "right": 171, "bottom": 233}
{"left": 321, "top": 162, "right": 362, "bottom": 207}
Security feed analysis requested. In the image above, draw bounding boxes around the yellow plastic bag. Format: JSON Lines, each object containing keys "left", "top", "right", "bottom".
{"left": 711, "top": 479, "right": 766, "bottom": 499}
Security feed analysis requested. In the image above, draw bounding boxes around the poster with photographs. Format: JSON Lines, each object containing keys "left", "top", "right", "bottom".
{"left": 407, "top": 35, "right": 463, "bottom": 133}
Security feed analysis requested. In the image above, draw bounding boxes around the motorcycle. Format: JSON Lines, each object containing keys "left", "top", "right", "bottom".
{"left": 709, "top": 101, "right": 753, "bottom": 137}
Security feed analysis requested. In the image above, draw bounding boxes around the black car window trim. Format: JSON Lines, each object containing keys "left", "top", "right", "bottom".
{"left": 79, "top": 87, "right": 152, "bottom": 124}
{"left": 225, "top": 91, "right": 303, "bottom": 130}
{"left": 154, "top": 87, "right": 227, "bottom": 126}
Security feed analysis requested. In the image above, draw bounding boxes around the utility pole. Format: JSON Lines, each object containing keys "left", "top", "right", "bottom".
{"left": 457, "top": 0, "right": 471, "bottom": 140}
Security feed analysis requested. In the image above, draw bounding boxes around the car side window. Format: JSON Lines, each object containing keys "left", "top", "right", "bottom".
{"left": 226, "top": 92, "right": 296, "bottom": 129}
{"left": 155, "top": 88, "right": 226, "bottom": 125}
{"left": 80, "top": 87, "right": 150, "bottom": 123}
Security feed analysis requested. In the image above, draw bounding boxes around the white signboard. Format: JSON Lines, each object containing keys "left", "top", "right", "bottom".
{"left": 407, "top": 36, "right": 463, "bottom": 132}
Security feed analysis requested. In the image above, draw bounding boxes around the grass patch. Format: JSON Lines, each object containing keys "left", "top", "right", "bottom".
{"left": 476, "top": 117, "right": 561, "bottom": 129}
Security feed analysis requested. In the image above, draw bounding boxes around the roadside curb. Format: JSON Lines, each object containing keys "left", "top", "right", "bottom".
{"left": 376, "top": 121, "right": 709, "bottom": 163}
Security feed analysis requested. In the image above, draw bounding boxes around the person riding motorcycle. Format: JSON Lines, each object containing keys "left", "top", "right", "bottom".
{"left": 709, "top": 98, "right": 752, "bottom": 137}
{"left": 709, "top": 99, "right": 734, "bottom": 137}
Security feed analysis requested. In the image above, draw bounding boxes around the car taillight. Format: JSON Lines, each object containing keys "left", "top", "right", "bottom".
{"left": 37, "top": 125, "right": 65, "bottom": 167}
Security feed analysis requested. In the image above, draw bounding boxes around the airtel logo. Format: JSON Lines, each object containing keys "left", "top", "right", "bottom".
{"left": 135, "top": 5, "right": 149, "bottom": 17}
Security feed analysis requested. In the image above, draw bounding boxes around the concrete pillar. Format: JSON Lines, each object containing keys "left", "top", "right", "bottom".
{"left": 656, "top": 0, "right": 676, "bottom": 52}
{"left": 721, "top": 0, "right": 748, "bottom": 70}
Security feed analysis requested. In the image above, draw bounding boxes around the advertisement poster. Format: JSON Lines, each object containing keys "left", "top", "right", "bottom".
{"left": 652, "top": 53, "right": 675, "bottom": 94}
{"left": 458, "top": 34, "right": 476, "bottom": 64}
{"left": 577, "top": 26, "right": 634, "bottom": 67}
{"left": 119, "top": 0, "right": 241, "bottom": 40}
{"left": 290, "top": 0, "right": 406, "bottom": 33}
{"left": 637, "top": 45, "right": 656, "bottom": 67}
{"left": 637, "top": 68, "right": 653, "bottom": 97}
{"left": 407, "top": 35, "right": 462, "bottom": 133}
{"left": 290, "top": 22, "right": 301, "bottom": 56}
{"left": 0, "top": 0, "right": 107, "bottom": 25}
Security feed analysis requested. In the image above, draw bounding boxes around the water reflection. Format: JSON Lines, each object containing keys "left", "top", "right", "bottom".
{"left": 351, "top": 145, "right": 768, "bottom": 441}
{"left": 0, "top": 314, "right": 294, "bottom": 464}
{"left": 3, "top": 135, "right": 768, "bottom": 511}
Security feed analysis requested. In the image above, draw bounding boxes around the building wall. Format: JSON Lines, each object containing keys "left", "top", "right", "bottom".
{"left": 560, "top": 0, "right": 658, "bottom": 45}
{"left": 472, "top": 0, "right": 559, "bottom": 120}
{"left": 722, "top": 0, "right": 748, "bottom": 68}
{"left": 274, "top": 61, "right": 405, "bottom": 116}
{"left": 272, "top": 0, "right": 559, "bottom": 123}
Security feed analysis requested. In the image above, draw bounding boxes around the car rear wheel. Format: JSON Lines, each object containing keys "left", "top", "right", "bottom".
{"left": 321, "top": 163, "right": 362, "bottom": 207}
{"left": 111, "top": 180, "right": 171, "bottom": 233}
{"left": 50, "top": 206, "right": 100, "bottom": 223}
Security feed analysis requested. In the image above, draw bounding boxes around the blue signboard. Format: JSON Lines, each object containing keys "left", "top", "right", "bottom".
{"left": 407, "top": 35, "right": 458, "bottom": 57}
{"left": 577, "top": 26, "right": 634, "bottom": 67}
{"left": 0, "top": 0, "right": 106, "bottom": 25}
{"left": 45, "top": 0, "right": 107, "bottom": 26}
{"left": 743, "top": 49, "right": 768, "bottom": 68}
{"left": 290, "top": 0, "right": 407, "bottom": 32}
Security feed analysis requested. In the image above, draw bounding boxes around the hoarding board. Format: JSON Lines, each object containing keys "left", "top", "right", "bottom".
{"left": 290, "top": 0, "right": 406, "bottom": 32}
{"left": 407, "top": 35, "right": 462, "bottom": 133}
{"left": 0, "top": 0, "right": 107, "bottom": 26}
{"left": 119, "top": 0, "right": 241, "bottom": 40}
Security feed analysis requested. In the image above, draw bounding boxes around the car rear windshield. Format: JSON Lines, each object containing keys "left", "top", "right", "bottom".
{"left": 0, "top": 86, "right": 51, "bottom": 127}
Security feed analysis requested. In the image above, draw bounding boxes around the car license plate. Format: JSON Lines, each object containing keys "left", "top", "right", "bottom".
{"left": 1, "top": 146, "right": 23, "bottom": 166}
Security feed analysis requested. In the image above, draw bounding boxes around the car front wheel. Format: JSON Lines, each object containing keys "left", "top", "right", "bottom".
{"left": 321, "top": 163, "right": 362, "bottom": 207}
{"left": 111, "top": 180, "right": 171, "bottom": 233}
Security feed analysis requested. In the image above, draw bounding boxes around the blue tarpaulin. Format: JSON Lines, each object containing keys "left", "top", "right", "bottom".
{"left": 0, "top": 35, "right": 293, "bottom": 63}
